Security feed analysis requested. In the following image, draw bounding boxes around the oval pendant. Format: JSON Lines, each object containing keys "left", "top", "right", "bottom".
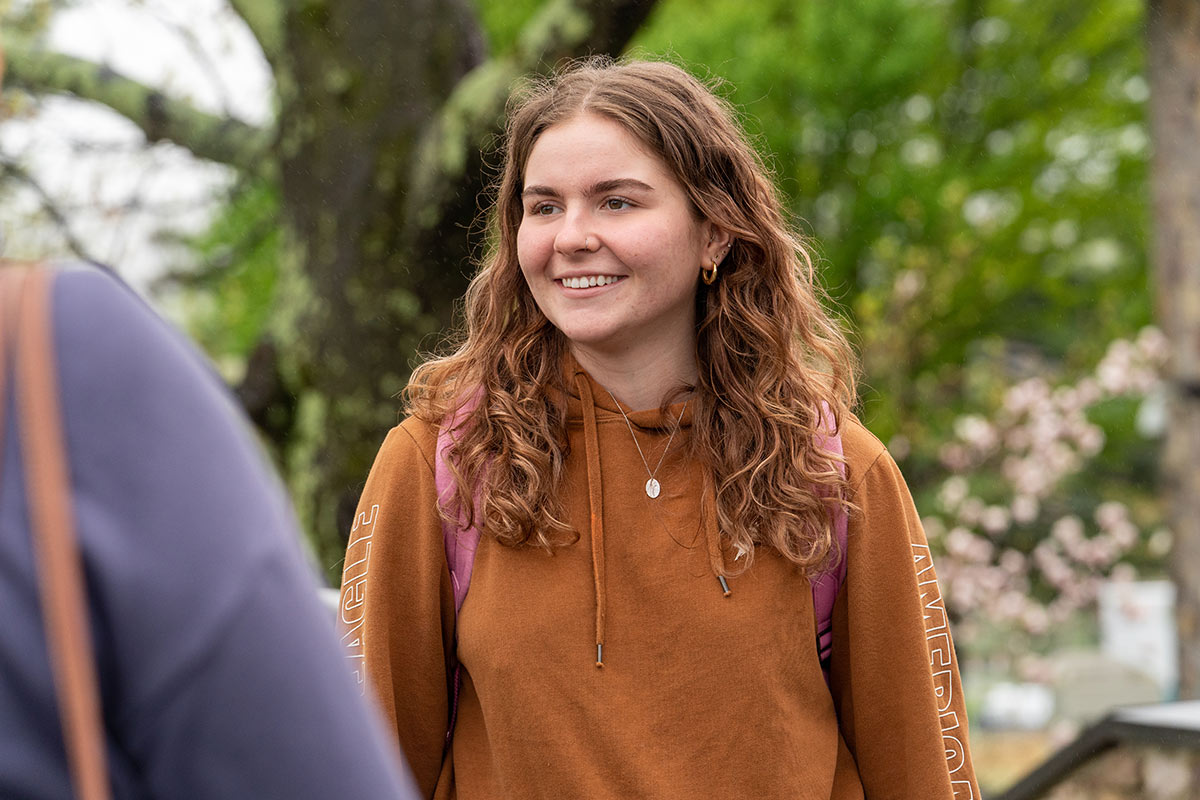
{"left": 645, "top": 478, "right": 661, "bottom": 499}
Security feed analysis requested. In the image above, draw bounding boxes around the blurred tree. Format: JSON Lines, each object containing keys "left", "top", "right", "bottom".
{"left": 634, "top": 0, "right": 1150, "bottom": 459}
{"left": 2, "top": 0, "right": 661, "bottom": 575}
{"left": 1146, "top": 0, "right": 1200, "bottom": 699}
{"left": 1, "top": 0, "right": 1166, "bottom": 638}
{"left": 633, "top": 0, "right": 1161, "bottom": 666}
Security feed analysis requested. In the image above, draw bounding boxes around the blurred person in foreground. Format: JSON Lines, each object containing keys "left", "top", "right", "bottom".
{"left": 0, "top": 262, "right": 420, "bottom": 798}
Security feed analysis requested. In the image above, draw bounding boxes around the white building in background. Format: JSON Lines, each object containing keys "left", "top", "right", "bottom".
{"left": 1099, "top": 579, "right": 1179, "bottom": 700}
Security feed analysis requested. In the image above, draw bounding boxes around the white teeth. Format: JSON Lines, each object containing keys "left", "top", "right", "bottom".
{"left": 562, "top": 275, "right": 618, "bottom": 289}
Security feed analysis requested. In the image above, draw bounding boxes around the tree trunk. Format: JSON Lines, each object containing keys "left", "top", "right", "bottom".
{"left": 2, "top": 0, "right": 662, "bottom": 579}
{"left": 273, "top": 0, "right": 488, "bottom": 572}
{"left": 1146, "top": 0, "right": 1200, "bottom": 699}
{"left": 273, "top": 0, "right": 662, "bottom": 575}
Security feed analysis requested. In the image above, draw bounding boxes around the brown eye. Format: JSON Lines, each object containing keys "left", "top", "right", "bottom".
{"left": 604, "top": 197, "right": 632, "bottom": 211}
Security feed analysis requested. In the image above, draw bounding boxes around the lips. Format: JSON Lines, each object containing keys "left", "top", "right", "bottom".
{"left": 557, "top": 275, "right": 623, "bottom": 289}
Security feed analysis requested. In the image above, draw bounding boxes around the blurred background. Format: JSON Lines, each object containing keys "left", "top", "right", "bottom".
{"left": 2, "top": 0, "right": 1196, "bottom": 795}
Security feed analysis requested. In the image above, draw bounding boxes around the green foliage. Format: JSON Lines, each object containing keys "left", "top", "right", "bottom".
{"left": 633, "top": 0, "right": 1149, "bottom": 448}
{"left": 177, "top": 179, "right": 282, "bottom": 382}
{"left": 472, "top": 0, "right": 544, "bottom": 54}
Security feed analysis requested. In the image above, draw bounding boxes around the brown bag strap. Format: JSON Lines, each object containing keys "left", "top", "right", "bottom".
{"left": 2, "top": 266, "right": 112, "bottom": 800}
{"left": 0, "top": 267, "right": 26, "bottom": 479}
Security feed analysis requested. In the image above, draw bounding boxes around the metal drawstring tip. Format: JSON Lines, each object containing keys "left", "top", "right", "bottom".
{"left": 596, "top": 643, "right": 604, "bottom": 668}
{"left": 718, "top": 575, "right": 731, "bottom": 597}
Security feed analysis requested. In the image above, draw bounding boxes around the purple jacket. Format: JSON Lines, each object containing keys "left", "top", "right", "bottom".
{"left": 0, "top": 265, "right": 417, "bottom": 799}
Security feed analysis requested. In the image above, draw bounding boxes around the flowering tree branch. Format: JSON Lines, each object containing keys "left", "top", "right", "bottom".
{"left": 924, "top": 328, "right": 1168, "bottom": 658}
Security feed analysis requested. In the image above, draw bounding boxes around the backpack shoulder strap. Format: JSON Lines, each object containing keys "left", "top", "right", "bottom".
{"left": 435, "top": 393, "right": 483, "bottom": 749}
{"left": 436, "top": 403, "right": 483, "bottom": 615}
{"left": 813, "top": 419, "right": 849, "bottom": 687}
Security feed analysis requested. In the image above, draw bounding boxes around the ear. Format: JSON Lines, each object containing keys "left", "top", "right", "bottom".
{"left": 702, "top": 223, "right": 734, "bottom": 266}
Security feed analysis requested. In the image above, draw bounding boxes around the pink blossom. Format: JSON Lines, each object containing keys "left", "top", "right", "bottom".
{"left": 956, "top": 414, "right": 999, "bottom": 453}
{"left": 951, "top": 577, "right": 980, "bottom": 612}
{"left": 995, "top": 591, "right": 1028, "bottom": 620}
{"left": 1052, "top": 516, "right": 1085, "bottom": 547}
{"left": 1011, "top": 494, "right": 1039, "bottom": 523}
{"left": 1136, "top": 326, "right": 1169, "bottom": 363}
{"left": 1052, "top": 386, "right": 1083, "bottom": 413}
{"left": 1005, "top": 427, "right": 1032, "bottom": 452}
{"left": 1109, "top": 522, "right": 1138, "bottom": 550}
{"left": 1109, "top": 563, "right": 1138, "bottom": 583}
{"left": 939, "top": 442, "right": 971, "bottom": 471}
{"left": 1047, "top": 599, "right": 1075, "bottom": 624}
{"left": 1094, "top": 500, "right": 1129, "bottom": 529}
{"left": 999, "top": 549, "right": 1027, "bottom": 575}
{"left": 923, "top": 329, "right": 1164, "bottom": 653}
{"left": 938, "top": 476, "right": 970, "bottom": 511}
{"left": 980, "top": 505, "right": 1011, "bottom": 535}
{"left": 959, "top": 497, "right": 986, "bottom": 525}
{"left": 946, "top": 526, "right": 977, "bottom": 558}
{"left": 1074, "top": 424, "right": 1105, "bottom": 456}
{"left": 922, "top": 516, "right": 947, "bottom": 543}
{"left": 1077, "top": 536, "right": 1118, "bottom": 568}
{"left": 1022, "top": 606, "right": 1051, "bottom": 635}
{"left": 1074, "top": 377, "right": 1103, "bottom": 406}
{"left": 970, "top": 537, "right": 997, "bottom": 564}
{"left": 980, "top": 566, "right": 1010, "bottom": 592}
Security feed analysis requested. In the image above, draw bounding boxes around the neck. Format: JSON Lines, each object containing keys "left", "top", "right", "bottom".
{"left": 570, "top": 338, "right": 697, "bottom": 411}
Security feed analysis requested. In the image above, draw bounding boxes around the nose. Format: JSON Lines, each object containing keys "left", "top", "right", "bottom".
{"left": 553, "top": 208, "right": 596, "bottom": 256}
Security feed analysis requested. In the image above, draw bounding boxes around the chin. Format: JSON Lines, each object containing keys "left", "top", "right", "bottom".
{"left": 560, "top": 332, "right": 612, "bottom": 349}
{"left": 550, "top": 319, "right": 620, "bottom": 347}
{"left": 557, "top": 329, "right": 625, "bottom": 353}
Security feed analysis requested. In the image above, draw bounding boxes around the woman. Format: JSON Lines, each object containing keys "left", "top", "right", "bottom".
{"left": 340, "top": 59, "right": 980, "bottom": 799}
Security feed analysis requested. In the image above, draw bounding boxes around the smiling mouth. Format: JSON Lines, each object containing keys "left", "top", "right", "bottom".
{"left": 557, "top": 275, "right": 623, "bottom": 289}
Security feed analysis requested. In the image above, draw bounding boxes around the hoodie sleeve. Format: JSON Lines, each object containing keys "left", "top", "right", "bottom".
{"left": 828, "top": 436, "right": 981, "bottom": 800}
{"left": 338, "top": 420, "right": 457, "bottom": 798}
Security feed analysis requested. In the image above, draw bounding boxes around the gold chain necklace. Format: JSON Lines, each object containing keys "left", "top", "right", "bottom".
{"left": 603, "top": 387, "right": 689, "bottom": 499}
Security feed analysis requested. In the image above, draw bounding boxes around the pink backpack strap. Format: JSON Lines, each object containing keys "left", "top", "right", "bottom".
{"left": 812, "top": 413, "right": 849, "bottom": 687}
{"left": 436, "top": 421, "right": 481, "bottom": 615}
{"left": 435, "top": 394, "right": 482, "bottom": 750}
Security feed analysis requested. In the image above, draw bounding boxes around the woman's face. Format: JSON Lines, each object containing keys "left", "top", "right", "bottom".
{"left": 516, "top": 113, "right": 722, "bottom": 363}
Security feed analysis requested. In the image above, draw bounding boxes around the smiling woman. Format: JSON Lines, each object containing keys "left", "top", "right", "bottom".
{"left": 338, "top": 57, "right": 981, "bottom": 800}
{"left": 516, "top": 114, "right": 729, "bottom": 401}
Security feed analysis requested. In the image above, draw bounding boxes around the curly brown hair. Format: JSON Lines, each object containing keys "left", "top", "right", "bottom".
{"left": 405, "top": 57, "right": 858, "bottom": 575}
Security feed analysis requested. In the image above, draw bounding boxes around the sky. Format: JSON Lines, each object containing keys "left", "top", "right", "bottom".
{"left": 0, "top": 0, "right": 273, "bottom": 294}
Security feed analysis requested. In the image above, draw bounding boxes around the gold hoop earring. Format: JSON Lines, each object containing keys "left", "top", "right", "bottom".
{"left": 701, "top": 259, "right": 718, "bottom": 285}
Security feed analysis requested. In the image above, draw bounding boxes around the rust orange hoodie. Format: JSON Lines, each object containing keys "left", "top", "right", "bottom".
{"left": 339, "top": 364, "right": 980, "bottom": 799}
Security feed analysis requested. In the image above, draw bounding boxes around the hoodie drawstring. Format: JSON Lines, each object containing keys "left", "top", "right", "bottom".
{"left": 575, "top": 374, "right": 608, "bottom": 668}
{"left": 573, "top": 371, "right": 731, "bottom": 668}
{"left": 702, "top": 473, "right": 732, "bottom": 597}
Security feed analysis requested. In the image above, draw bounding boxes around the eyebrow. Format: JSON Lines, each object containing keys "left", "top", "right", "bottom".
{"left": 521, "top": 178, "right": 657, "bottom": 199}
